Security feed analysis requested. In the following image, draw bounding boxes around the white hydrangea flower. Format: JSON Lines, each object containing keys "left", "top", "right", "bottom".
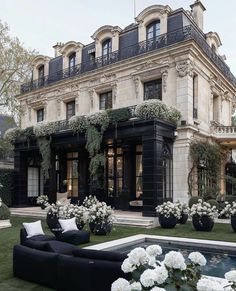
{"left": 128, "top": 247, "right": 149, "bottom": 266}
{"left": 197, "top": 278, "right": 224, "bottom": 291}
{"left": 121, "top": 258, "right": 136, "bottom": 273}
{"left": 164, "top": 251, "right": 186, "bottom": 270}
{"left": 111, "top": 278, "right": 131, "bottom": 291}
{"left": 153, "top": 266, "right": 168, "bottom": 285}
{"left": 146, "top": 245, "right": 162, "bottom": 257}
{"left": 188, "top": 252, "right": 207, "bottom": 266}
{"left": 225, "top": 270, "right": 236, "bottom": 283}
{"left": 140, "top": 269, "right": 156, "bottom": 288}
{"left": 150, "top": 287, "right": 166, "bottom": 291}
{"left": 130, "top": 281, "right": 142, "bottom": 291}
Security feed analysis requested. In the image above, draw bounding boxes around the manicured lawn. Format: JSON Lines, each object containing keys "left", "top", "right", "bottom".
{"left": 0, "top": 215, "right": 236, "bottom": 290}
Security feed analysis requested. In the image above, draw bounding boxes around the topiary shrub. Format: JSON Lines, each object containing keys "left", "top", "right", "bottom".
{"left": 135, "top": 99, "right": 181, "bottom": 124}
{"left": 0, "top": 199, "right": 11, "bottom": 220}
{"left": 188, "top": 196, "right": 202, "bottom": 208}
{"left": 207, "top": 199, "right": 220, "bottom": 210}
{"left": 107, "top": 107, "right": 132, "bottom": 124}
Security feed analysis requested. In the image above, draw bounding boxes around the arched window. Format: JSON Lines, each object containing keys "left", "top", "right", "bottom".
{"left": 38, "top": 65, "right": 44, "bottom": 87}
{"left": 102, "top": 39, "right": 112, "bottom": 56}
{"left": 69, "top": 52, "right": 76, "bottom": 74}
{"left": 146, "top": 21, "right": 160, "bottom": 40}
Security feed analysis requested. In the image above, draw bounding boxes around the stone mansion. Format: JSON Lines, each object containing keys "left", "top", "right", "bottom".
{"left": 13, "top": 1, "right": 236, "bottom": 216}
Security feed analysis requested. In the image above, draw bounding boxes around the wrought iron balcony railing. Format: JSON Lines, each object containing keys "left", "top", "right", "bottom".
{"left": 21, "top": 25, "right": 236, "bottom": 94}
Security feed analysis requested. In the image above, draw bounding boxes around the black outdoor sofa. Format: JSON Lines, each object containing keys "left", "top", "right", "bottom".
{"left": 13, "top": 229, "right": 129, "bottom": 291}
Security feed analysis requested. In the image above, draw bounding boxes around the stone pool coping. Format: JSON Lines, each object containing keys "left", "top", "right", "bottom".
{"left": 85, "top": 234, "right": 236, "bottom": 252}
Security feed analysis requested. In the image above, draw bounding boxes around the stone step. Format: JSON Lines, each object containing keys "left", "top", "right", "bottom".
{"left": 10, "top": 207, "right": 158, "bottom": 228}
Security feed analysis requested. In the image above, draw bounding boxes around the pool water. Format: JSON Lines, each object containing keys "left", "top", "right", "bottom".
{"left": 110, "top": 240, "right": 236, "bottom": 278}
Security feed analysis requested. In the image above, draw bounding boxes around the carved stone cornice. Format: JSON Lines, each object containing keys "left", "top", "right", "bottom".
{"left": 135, "top": 60, "right": 169, "bottom": 73}
{"left": 176, "top": 59, "right": 194, "bottom": 77}
{"left": 90, "top": 73, "right": 116, "bottom": 86}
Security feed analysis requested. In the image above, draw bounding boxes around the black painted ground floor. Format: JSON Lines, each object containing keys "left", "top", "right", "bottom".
{"left": 13, "top": 119, "right": 176, "bottom": 216}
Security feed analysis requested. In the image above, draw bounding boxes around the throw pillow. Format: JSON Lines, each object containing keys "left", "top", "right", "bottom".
{"left": 23, "top": 220, "right": 45, "bottom": 238}
{"left": 58, "top": 217, "right": 78, "bottom": 233}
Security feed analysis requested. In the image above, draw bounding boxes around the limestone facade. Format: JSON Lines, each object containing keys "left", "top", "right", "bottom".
{"left": 17, "top": 2, "right": 236, "bottom": 203}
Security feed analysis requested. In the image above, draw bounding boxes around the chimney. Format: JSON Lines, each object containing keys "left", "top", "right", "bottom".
{"left": 53, "top": 42, "right": 63, "bottom": 57}
{"left": 190, "top": 0, "right": 206, "bottom": 31}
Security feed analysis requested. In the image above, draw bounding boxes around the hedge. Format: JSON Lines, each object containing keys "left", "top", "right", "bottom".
{"left": 0, "top": 168, "right": 14, "bottom": 206}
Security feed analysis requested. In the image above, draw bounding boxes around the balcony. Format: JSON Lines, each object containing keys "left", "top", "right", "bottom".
{"left": 212, "top": 126, "right": 236, "bottom": 146}
{"left": 21, "top": 25, "right": 236, "bottom": 94}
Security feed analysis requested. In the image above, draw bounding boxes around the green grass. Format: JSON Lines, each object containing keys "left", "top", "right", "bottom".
{"left": 0, "top": 216, "right": 236, "bottom": 290}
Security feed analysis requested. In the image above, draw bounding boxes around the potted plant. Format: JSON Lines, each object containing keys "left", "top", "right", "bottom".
{"left": 220, "top": 202, "right": 236, "bottom": 232}
{"left": 88, "top": 200, "right": 114, "bottom": 235}
{"left": 156, "top": 201, "right": 181, "bottom": 228}
{"left": 46, "top": 202, "right": 61, "bottom": 229}
{"left": 0, "top": 197, "right": 11, "bottom": 229}
{"left": 176, "top": 201, "right": 189, "bottom": 224}
{"left": 36, "top": 195, "right": 49, "bottom": 209}
{"left": 190, "top": 199, "right": 218, "bottom": 232}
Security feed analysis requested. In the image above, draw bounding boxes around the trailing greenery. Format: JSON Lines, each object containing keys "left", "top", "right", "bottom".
{"left": 37, "top": 137, "right": 51, "bottom": 179}
{"left": 135, "top": 99, "right": 181, "bottom": 124}
{"left": 0, "top": 201, "right": 10, "bottom": 220}
{"left": 89, "top": 153, "right": 106, "bottom": 177}
{"left": 0, "top": 169, "right": 14, "bottom": 206}
{"left": 107, "top": 107, "right": 132, "bottom": 124}
{"left": 189, "top": 141, "right": 221, "bottom": 199}
{"left": 85, "top": 126, "right": 103, "bottom": 157}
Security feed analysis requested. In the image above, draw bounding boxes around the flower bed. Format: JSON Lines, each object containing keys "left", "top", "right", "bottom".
{"left": 111, "top": 244, "right": 236, "bottom": 291}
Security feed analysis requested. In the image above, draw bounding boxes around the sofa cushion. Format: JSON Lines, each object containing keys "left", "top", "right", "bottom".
{"left": 23, "top": 220, "right": 45, "bottom": 238}
{"left": 58, "top": 217, "right": 78, "bottom": 233}
{"left": 57, "top": 230, "right": 90, "bottom": 245}
{"left": 73, "top": 248, "right": 126, "bottom": 262}
{"left": 20, "top": 228, "right": 55, "bottom": 245}
{"left": 46, "top": 241, "right": 76, "bottom": 255}
{"left": 23, "top": 240, "right": 49, "bottom": 252}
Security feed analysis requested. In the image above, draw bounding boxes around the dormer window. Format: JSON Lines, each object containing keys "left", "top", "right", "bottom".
{"left": 146, "top": 21, "right": 160, "bottom": 41}
{"left": 102, "top": 39, "right": 112, "bottom": 64}
{"left": 38, "top": 65, "right": 45, "bottom": 86}
{"left": 69, "top": 52, "right": 76, "bottom": 74}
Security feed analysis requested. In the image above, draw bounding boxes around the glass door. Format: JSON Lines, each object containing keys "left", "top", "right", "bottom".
{"left": 66, "top": 152, "right": 79, "bottom": 198}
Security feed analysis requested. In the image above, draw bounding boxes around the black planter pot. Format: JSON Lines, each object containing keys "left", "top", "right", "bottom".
{"left": 46, "top": 214, "right": 60, "bottom": 230}
{"left": 159, "top": 214, "right": 177, "bottom": 229}
{"left": 89, "top": 221, "right": 113, "bottom": 235}
{"left": 192, "top": 215, "right": 214, "bottom": 232}
{"left": 231, "top": 216, "right": 236, "bottom": 232}
{"left": 76, "top": 221, "right": 85, "bottom": 231}
{"left": 178, "top": 213, "right": 188, "bottom": 224}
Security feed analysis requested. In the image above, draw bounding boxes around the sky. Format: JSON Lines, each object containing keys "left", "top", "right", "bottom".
{"left": 1, "top": 0, "right": 236, "bottom": 75}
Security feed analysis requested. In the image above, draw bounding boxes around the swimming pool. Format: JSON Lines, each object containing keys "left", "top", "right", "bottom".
{"left": 86, "top": 234, "right": 236, "bottom": 278}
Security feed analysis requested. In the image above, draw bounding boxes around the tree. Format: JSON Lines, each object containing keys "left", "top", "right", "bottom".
{"left": 0, "top": 20, "right": 35, "bottom": 118}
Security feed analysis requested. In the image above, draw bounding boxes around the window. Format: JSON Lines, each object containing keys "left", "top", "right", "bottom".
{"left": 107, "top": 147, "right": 123, "bottom": 197}
{"left": 135, "top": 145, "right": 143, "bottom": 199}
{"left": 102, "top": 39, "right": 112, "bottom": 56}
{"left": 146, "top": 21, "right": 160, "bottom": 41}
{"left": 69, "top": 52, "right": 76, "bottom": 74}
{"left": 144, "top": 79, "right": 162, "bottom": 100}
{"left": 89, "top": 52, "right": 96, "bottom": 64}
{"left": 99, "top": 91, "right": 112, "bottom": 110}
{"left": 37, "top": 108, "right": 44, "bottom": 122}
{"left": 38, "top": 65, "right": 44, "bottom": 86}
{"left": 66, "top": 101, "right": 75, "bottom": 120}
{"left": 193, "top": 75, "right": 198, "bottom": 119}
{"left": 102, "top": 39, "right": 112, "bottom": 64}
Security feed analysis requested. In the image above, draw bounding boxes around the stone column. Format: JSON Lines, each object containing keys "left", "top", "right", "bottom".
{"left": 176, "top": 59, "right": 194, "bottom": 125}
{"left": 142, "top": 134, "right": 164, "bottom": 217}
